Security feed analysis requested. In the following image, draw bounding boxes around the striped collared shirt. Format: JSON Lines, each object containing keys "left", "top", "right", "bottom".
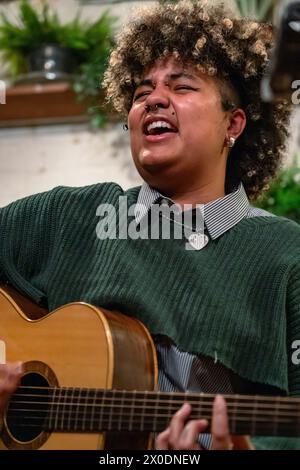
{"left": 135, "top": 182, "right": 274, "bottom": 448}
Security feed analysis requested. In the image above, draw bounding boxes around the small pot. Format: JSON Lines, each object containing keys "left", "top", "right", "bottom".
{"left": 28, "top": 44, "right": 78, "bottom": 75}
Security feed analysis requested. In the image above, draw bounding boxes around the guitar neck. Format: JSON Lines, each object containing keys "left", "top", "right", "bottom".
{"left": 8, "top": 387, "right": 300, "bottom": 437}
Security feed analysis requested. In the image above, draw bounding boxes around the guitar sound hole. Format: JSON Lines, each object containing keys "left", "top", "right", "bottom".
{"left": 6, "top": 372, "right": 50, "bottom": 443}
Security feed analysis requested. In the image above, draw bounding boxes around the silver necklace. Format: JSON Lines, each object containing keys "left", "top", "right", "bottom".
{"left": 160, "top": 212, "right": 209, "bottom": 251}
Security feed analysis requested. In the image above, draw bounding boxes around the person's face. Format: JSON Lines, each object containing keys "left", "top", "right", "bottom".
{"left": 128, "top": 57, "right": 234, "bottom": 188}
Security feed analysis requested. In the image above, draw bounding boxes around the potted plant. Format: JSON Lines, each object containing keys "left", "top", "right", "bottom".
{"left": 0, "top": 0, "right": 116, "bottom": 128}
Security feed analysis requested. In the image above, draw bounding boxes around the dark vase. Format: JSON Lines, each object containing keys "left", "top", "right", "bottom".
{"left": 28, "top": 44, "right": 78, "bottom": 75}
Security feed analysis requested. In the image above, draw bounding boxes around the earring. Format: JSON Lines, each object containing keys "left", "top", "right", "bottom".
{"left": 123, "top": 123, "right": 128, "bottom": 131}
{"left": 228, "top": 137, "right": 235, "bottom": 148}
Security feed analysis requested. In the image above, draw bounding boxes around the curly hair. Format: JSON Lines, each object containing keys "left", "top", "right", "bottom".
{"left": 102, "top": 0, "right": 291, "bottom": 201}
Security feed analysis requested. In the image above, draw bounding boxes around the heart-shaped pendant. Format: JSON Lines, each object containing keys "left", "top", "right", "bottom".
{"left": 187, "top": 233, "right": 209, "bottom": 250}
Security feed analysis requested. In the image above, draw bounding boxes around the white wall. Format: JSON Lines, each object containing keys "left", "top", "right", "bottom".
{"left": 0, "top": 122, "right": 141, "bottom": 207}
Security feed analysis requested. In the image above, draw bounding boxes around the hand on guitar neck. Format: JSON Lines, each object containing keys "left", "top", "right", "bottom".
{"left": 156, "top": 396, "right": 254, "bottom": 450}
{"left": 0, "top": 363, "right": 253, "bottom": 451}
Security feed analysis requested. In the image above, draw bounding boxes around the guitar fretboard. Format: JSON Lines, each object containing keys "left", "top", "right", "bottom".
{"left": 6, "top": 386, "right": 300, "bottom": 437}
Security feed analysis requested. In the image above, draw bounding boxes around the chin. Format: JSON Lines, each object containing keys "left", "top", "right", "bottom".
{"left": 139, "top": 149, "right": 176, "bottom": 167}
{"left": 136, "top": 159, "right": 181, "bottom": 185}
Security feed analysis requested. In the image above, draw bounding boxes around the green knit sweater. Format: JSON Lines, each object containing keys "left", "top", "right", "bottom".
{"left": 1, "top": 182, "right": 300, "bottom": 449}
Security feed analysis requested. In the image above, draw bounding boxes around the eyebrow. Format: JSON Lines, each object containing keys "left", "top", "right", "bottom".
{"left": 135, "top": 72, "right": 198, "bottom": 90}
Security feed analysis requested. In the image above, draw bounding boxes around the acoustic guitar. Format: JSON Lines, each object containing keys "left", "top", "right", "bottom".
{"left": 0, "top": 285, "right": 299, "bottom": 450}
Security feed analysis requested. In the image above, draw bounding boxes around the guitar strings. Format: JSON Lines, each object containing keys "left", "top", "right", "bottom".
{"left": 6, "top": 404, "right": 300, "bottom": 422}
{"left": 4, "top": 413, "right": 298, "bottom": 436}
{"left": 5, "top": 386, "right": 300, "bottom": 433}
{"left": 10, "top": 393, "right": 299, "bottom": 410}
{"left": 5, "top": 410, "right": 298, "bottom": 424}
{"left": 8, "top": 392, "right": 300, "bottom": 416}
{"left": 8, "top": 399, "right": 300, "bottom": 417}
{"left": 10, "top": 385, "right": 300, "bottom": 405}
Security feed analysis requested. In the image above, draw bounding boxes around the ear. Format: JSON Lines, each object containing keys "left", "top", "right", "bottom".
{"left": 226, "top": 108, "right": 247, "bottom": 141}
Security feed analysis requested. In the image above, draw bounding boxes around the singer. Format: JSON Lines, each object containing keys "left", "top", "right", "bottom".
{"left": 0, "top": 0, "right": 299, "bottom": 451}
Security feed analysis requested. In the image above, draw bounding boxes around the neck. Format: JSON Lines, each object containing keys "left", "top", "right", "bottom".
{"left": 147, "top": 161, "right": 228, "bottom": 207}
{"left": 156, "top": 180, "right": 226, "bottom": 208}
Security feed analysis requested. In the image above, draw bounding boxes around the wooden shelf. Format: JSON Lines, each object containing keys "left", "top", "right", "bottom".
{"left": 0, "top": 82, "right": 91, "bottom": 127}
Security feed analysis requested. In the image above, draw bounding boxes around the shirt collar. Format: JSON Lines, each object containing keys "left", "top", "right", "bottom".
{"left": 135, "top": 182, "right": 250, "bottom": 239}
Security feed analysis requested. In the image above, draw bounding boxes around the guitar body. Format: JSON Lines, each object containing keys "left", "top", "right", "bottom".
{"left": 0, "top": 286, "right": 158, "bottom": 450}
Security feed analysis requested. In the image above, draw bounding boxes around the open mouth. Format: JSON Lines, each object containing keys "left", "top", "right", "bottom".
{"left": 143, "top": 120, "right": 178, "bottom": 136}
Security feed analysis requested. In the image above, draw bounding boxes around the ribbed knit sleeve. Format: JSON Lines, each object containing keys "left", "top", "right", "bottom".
{"left": 0, "top": 182, "right": 125, "bottom": 306}
{"left": 0, "top": 187, "right": 66, "bottom": 304}
{"left": 252, "top": 253, "right": 300, "bottom": 450}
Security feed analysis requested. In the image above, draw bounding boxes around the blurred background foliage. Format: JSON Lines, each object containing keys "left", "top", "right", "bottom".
{"left": 234, "top": 0, "right": 276, "bottom": 21}
{"left": 255, "top": 161, "right": 300, "bottom": 223}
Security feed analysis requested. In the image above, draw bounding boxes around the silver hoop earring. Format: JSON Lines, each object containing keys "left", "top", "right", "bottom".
{"left": 123, "top": 123, "right": 128, "bottom": 131}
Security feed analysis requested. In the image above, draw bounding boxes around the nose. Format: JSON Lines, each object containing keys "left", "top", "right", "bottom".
{"left": 144, "top": 85, "right": 170, "bottom": 111}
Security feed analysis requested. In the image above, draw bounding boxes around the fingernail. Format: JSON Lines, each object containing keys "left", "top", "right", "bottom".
{"left": 182, "top": 402, "right": 191, "bottom": 412}
{"left": 177, "top": 402, "right": 190, "bottom": 416}
{"left": 214, "top": 394, "right": 224, "bottom": 410}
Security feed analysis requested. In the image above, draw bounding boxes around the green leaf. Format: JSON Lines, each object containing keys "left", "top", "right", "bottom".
{"left": 234, "top": 0, "right": 275, "bottom": 21}
{"left": 255, "top": 161, "right": 300, "bottom": 223}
